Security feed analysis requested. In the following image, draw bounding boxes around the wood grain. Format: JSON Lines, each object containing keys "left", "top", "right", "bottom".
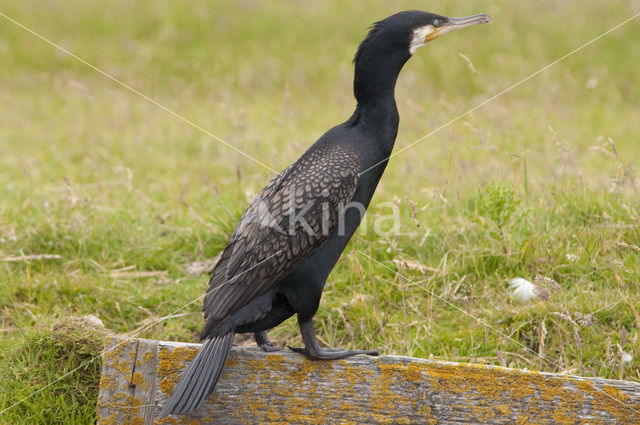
{"left": 97, "top": 336, "right": 640, "bottom": 424}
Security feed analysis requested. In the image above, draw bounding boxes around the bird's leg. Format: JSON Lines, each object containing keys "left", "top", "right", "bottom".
{"left": 288, "top": 318, "right": 379, "bottom": 360}
{"left": 254, "top": 330, "right": 282, "bottom": 352}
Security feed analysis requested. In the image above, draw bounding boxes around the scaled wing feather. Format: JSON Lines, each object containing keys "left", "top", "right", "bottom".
{"left": 201, "top": 145, "right": 359, "bottom": 332}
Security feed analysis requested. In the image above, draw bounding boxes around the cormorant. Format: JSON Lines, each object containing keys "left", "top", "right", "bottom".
{"left": 161, "top": 10, "right": 490, "bottom": 416}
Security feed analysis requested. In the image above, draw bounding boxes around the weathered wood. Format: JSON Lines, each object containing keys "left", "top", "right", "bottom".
{"left": 97, "top": 336, "right": 640, "bottom": 424}
{"left": 97, "top": 337, "right": 158, "bottom": 424}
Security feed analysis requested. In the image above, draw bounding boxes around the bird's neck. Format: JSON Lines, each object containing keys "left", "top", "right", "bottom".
{"left": 351, "top": 49, "right": 409, "bottom": 150}
{"left": 354, "top": 98, "right": 399, "bottom": 142}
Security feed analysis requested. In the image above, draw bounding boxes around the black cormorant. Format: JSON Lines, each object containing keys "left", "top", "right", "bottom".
{"left": 161, "top": 10, "right": 490, "bottom": 416}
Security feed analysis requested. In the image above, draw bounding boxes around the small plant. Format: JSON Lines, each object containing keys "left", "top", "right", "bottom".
{"left": 475, "top": 181, "right": 528, "bottom": 254}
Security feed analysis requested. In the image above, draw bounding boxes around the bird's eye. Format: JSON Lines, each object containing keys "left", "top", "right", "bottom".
{"left": 432, "top": 19, "right": 440, "bottom": 28}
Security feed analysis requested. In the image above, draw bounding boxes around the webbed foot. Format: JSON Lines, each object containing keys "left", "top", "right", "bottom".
{"left": 289, "top": 318, "right": 379, "bottom": 360}
{"left": 254, "top": 330, "right": 283, "bottom": 352}
{"left": 288, "top": 345, "right": 378, "bottom": 359}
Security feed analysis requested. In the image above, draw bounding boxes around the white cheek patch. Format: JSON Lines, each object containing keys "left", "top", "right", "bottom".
{"left": 409, "top": 25, "right": 434, "bottom": 55}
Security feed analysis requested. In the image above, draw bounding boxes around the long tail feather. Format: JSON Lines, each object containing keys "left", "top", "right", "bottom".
{"left": 160, "top": 332, "right": 234, "bottom": 417}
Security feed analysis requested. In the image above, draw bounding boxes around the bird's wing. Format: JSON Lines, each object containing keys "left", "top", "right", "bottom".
{"left": 202, "top": 144, "right": 360, "bottom": 330}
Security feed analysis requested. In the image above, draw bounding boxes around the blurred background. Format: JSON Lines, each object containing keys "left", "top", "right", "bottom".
{"left": 1, "top": 1, "right": 639, "bottom": 422}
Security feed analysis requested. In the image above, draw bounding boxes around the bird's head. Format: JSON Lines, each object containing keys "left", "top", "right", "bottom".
{"left": 352, "top": 10, "right": 490, "bottom": 105}
{"left": 404, "top": 11, "right": 491, "bottom": 54}
{"left": 355, "top": 11, "right": 491, "bottom": 64}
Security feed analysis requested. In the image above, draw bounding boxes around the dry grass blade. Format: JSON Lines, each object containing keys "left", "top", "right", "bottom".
{"left": 3, "top": 254, "right": 62, "bottom": 262}
{"left": 109, "top": 270, "right": 168, "bottom": 278}
{"left": 392, "top": 258, "right": 438, "bottom": 273}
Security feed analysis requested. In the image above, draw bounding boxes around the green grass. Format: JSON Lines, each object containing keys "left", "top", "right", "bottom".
{"left": 0, "top": 317, "right": 107, "bottom": 424}
{"left": 1, "top": 0, "right": 639, "bottom": 423}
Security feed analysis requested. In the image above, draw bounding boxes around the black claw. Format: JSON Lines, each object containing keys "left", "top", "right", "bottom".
{"left": 287, "top": 345, "right": 306, "bottom": 354}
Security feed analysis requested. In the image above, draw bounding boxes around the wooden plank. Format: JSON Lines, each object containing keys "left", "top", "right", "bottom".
{"left": 97, "top": 336, "right": 158, "bottom": 425}
{"left": 132, "top": 337, "right": 159, "bottom": 423}
{"left": 97, "top": 336, "right": 640, "bottom": 424}
{"left": 96, "top": 336, "right": 140, "bottom": 424}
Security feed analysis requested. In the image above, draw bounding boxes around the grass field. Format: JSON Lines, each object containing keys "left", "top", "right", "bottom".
{"left": 1, "top": 0, "right": 640, "bottom": 423}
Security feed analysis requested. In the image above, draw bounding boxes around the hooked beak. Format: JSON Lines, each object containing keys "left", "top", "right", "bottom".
{"left": 424, "top": 14, "right": 491, "bottom": 43}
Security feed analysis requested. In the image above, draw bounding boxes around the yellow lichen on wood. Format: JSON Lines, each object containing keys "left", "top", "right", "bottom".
{"left": 104, "top": 336, "right": 123, "bottom": 359}
{"left": 98, "top": 412, "right": 118, "bottom": 425}
{"left": 157, "top": 346, "right": 198, "bottom": 376}
{"left": 158, "top": 376, "right": 176, "bottom": 396}
{"left": 99, "top": 374, "right": 116, "bottom": 391}
{"left": 371, "top": 364, "right": 412, "bottom": 414}
{"left": 157, "top": 346, "right": 199, "bottom": 396}
{"left": 178, "top": 417, "right": 200, "bottom": 425}
{"left": 115, "top": 359, "right": 133, "bottom": 375}
{"left": 576, "top": 380, "right": 639, "bottom": 423}
{"left": 421, "top": 361, "right": 639, "bottom": 424}
{"left": 142, "top": 350, "right": 155, "bottom": 364}
{"left": 224, "top": 353, "right": 240, "bottom": 368}
{"left": 132, "top": 371, "right": 146, "bottom": 388}
{"left": 153, "top": 416, "right": 179, "bottom": 425}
